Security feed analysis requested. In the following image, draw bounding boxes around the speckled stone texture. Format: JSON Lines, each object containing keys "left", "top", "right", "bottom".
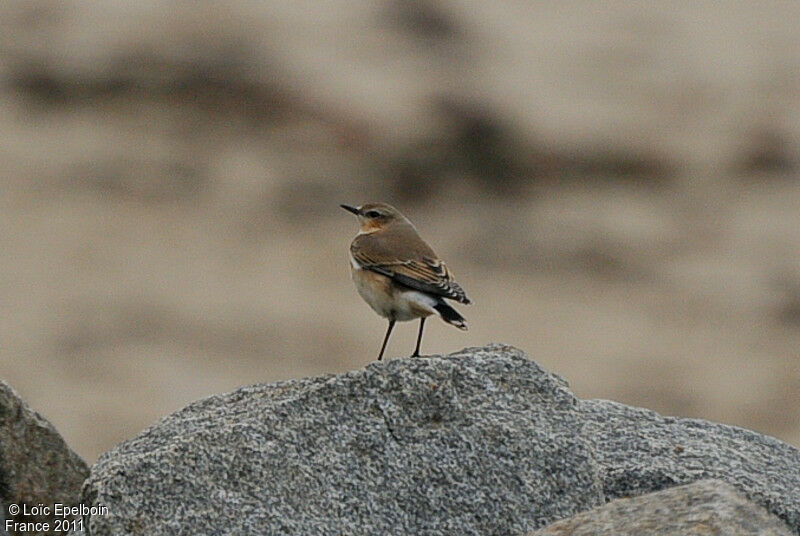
{"left": 81, "top": 344, "right": 800, "bottom": 535}
{"left": 582, "top": 399, "right": 800, "bottom": 532}
{"left": 532, "top": 479, "right": 793, "bottom": 535}
{"left": 0, "top": 381, "right": 89, "bottom": 535}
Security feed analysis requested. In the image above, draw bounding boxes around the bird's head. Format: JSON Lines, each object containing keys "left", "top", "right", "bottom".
{"left": 340, "top": 202, "right": 406, "bottom": 233}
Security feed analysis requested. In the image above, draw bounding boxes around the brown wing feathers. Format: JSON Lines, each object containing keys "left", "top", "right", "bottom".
{"left": 351, "top": 231, "right": 471, "bottom": 305}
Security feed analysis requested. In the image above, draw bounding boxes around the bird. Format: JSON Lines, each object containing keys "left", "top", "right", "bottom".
{"left": 341, "top": 202, "right": 471, "bottom": 361}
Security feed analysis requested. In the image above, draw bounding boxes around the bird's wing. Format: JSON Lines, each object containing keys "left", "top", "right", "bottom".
{"left": 351, "top": 234, "right": 471, "bottom": 304}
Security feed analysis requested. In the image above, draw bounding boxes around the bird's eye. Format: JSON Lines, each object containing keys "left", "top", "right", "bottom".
{"left": 365, "top": 210, "right": 381, "bottom": 218}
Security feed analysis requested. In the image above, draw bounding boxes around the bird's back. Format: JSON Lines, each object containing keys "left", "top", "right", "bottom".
{"left": 350, "top": 222, "right": 471, "bottom": 305}
{"left": 351, "top": 221, "right": 437, "bottom": 263}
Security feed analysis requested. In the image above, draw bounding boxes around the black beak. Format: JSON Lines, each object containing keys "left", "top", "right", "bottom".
{"left": 340, "top": 204, "right": 360, "bottom": 216}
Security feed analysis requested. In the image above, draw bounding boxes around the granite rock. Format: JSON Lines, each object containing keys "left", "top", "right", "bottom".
{"left": 0, "top": 381, "right": 89, "bottom": 535}
{"left": 532, "top": 479, "right": 793, "bottom": 535}
{"left": 81, "top": 344, "right": 800, "bottom": 535}
{"left": 82, "top": 345, "right": 603, "bottom": 534}
{"left": 582, "top": 398, "right": 800, "bottom": 530}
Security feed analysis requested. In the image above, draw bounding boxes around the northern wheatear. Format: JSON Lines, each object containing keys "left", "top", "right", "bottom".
{"left": 341, "top": 202, "right": 471, "bottom": 361}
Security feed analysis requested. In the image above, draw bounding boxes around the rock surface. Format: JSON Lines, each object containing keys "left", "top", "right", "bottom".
{"left": 82, "top": 345, "right": 604, "bottom": 534}
{"left": 81, "top": 345, "right": 800, "bottom": 535}
{"left": 532, "top": 479, "right": 793, "bottom": 535}
{"left": 582, "top": 399, "right": 800, "bottom": 531}
{"left": 0, "top": 381, "right": 89, "bottom": 535}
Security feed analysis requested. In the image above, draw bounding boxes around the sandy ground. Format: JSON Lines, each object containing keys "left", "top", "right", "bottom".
{"left": 1, "top": 1, "right": 799, "bottom": 461}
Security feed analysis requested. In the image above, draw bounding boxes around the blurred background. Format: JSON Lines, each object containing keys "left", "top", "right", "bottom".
{"left": 1, "top": 1, "right": 799, "bottom": 462}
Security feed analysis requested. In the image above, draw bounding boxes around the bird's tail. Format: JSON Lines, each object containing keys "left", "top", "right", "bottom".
{"left": 434, "top": 301, "right": 468, "bottom": 331}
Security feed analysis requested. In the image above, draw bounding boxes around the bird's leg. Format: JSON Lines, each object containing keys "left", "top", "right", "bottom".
{"left": 377, "top": 320, "right": 395, "bottom": 361}
{"left": 412, "top": 317, "right": 426, "bottom": 357}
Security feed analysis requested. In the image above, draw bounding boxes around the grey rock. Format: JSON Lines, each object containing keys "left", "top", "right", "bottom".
{"left": 582, "top": 399, "right": 800, "bottom": 531}
{"left": 0, "top": 381, "right": 89, "bottom": 535}
{"left": 81, "top": 344, "right": 800, "bottom": 535}
{"left": 532, "top": 479, "right": 793, "bottom": 535}
{"left": 83, "top": 345, "right": 604, "bottom": 535}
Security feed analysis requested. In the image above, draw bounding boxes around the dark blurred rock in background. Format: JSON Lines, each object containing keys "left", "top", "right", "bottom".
{"left": 0, "top": 382, "right": 88, "bottom": 535}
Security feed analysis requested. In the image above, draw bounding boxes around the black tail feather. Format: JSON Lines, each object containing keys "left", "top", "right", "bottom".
{"left": 434, "top": 301, "right": 467, "bottom": 330}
